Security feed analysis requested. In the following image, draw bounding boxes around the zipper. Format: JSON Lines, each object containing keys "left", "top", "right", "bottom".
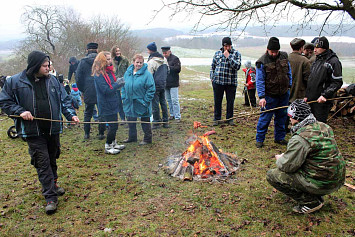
{"left": 47, "top": 78, "right": 53, "bottom": 135}
{"left": 31, "top": 82, "right": 40, "bottom": 136}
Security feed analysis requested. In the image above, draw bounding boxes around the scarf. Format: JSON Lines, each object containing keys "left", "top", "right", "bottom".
{"left": 103, "top": 65, "right": 117, "bottom": 89}
{"left": 115, "top": 56, "right": 121, "bottom": 65}
{"left": 290, "top": 113, "right": 317, "bottom": 135}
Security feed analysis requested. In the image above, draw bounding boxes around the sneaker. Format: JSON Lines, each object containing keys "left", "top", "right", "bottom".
{"left": 122, "top": 138, "right": 137, "bottom": 143}
{"left": 112, "top": 140, "right": 125, "bottom": 150}
{"left": 45, "top": 200, "right": 58, "bottom": 215}
{"left": 97, "top": 134, "right": 105, "bottom": 140}
{"left": 169, "top": 116, "right": 174, "bottom": 120}
{"left": 139, "top": 141, "right": 152, "bottom": 145}
{"left": 105, "top": 143, "right": 120, "bottom": 154}
{"left": 56, "top": 186, "right": 65, "bottom": 196}
{"left": 292, "top": 200, "right": 324, "bottom": 214}
{"left": 275, "top": 140, "right": 288, "bottom": 145}
{"left": 256, "top": 142, "right": 264, "bottom": 148}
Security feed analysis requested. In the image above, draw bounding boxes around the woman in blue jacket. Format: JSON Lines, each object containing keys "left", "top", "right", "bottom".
{"left": 93, "top": 51, "right": 125, "bottom": 154}
{"left": 122, "top": 54, "right": 155, "bottom": 145}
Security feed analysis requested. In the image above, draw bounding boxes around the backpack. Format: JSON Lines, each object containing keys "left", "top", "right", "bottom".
{"left": 153, "top": 64, "right": 168, "bottom": 90}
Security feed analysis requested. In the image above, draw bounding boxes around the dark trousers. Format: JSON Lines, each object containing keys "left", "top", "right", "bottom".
{"left": 127, "top": 116, "right": 152, "bottom": 142}
{"left": 267, "top": 169, "right": 323, "bottom": 206}
{"left": 84, "top": 103, "right": 105, "bottom": 135}
{"left": 152, "top": 89, "right": 169, "bottom": 123}
{"left": 310, "top": 102, "right": 331, "bottom": 123}
{"left": 212, "top": 82, "right": 237, "bottom": 120}
{"left": 244, "top": 88, "right": 256, "bottom": 107}
{"left": 101, "top": 113, "right": 118, "bottom": 144}
{"left": 27, "top": 134, "right": 60, "bottom": 203}
{"left": 117, "top": 90, "right": 125, "bottom": 121}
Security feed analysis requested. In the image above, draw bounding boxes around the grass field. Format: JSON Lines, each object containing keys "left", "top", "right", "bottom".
{"left": 0, "top": 66, "right": 354, "bottom": 236}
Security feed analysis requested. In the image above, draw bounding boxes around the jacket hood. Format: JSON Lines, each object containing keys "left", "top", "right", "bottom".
{"left": 69, "top": 57, "right": 78, "bottom": 63}
{"left": 82, "top": 53, "right": 97, "bottom": 65}
{"left": 127, "top": 63, "right": 148, "bottom": 76}
{"left": 317, "top": 49, "right": 338, "bottom": 61}
{"left": 149, "top": 52, "right": 164, "bottom": 60}
{"left": 26, "top": 51, "right": 50, "bottom": 77}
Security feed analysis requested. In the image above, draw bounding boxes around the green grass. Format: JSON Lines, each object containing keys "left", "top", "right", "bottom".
{"left": 0, "top": 66, "right": 354, "bottom": 236}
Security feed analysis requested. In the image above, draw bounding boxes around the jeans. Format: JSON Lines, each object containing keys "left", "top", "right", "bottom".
{"left": 152, "top": 89, "right": 169, "bottom": 122}
{"left": 101, "top": 113, "right": 118, "bottom": 144}
{"left": 165, "top": 87, "right": 181, "bottom": 119}
{"left": 27, "top": 134, "right": 60, "bottom": 202}
{"left": 126, "top": 116, "right": 152, "bottom": 142}
{"left": 256, "top": 91, "right": 289, "bottom": 142}
{"left": 117, "top": 89, "right": 125, "bottom": 121}
{"left": 212, "top": 82, "right": 237, "bottom": 120}
{"left": 84, "top": 103, "right": 105, "bottom": 135}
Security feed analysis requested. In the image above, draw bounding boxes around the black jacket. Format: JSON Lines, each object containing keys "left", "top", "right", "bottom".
{"left": 68, "top": 57, "right": 79, "bottom": 82}
{"left": 0, "top": 70, "right": 76, "bottom": 137}
{"left": 166, "top": 54, "right": 181, "bottom": 88}
{"left": 75, "top": 53, "right": 98, "bottom": 104}
{"left": 306, "top": 49, "right": 343, "bottom": 101}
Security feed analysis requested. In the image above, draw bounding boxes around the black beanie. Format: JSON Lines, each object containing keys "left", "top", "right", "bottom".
{"left": 26, "top": 51, "right": 50, "bottom": 77}
{"left": 267, "top": 37, "right": 280, "bottom": 50}
{"left": 314, "top": 36, "right": 329, "bottom": 49}
{"left": 222, "top": 37, "right": 232, "bottom": 46}
{"left": 287, "top": 99, "right": 311, "bottom": 121}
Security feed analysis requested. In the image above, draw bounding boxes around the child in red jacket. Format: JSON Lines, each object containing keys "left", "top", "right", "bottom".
{"left": 242, "top": 61, "right": 256, "bottom": 107}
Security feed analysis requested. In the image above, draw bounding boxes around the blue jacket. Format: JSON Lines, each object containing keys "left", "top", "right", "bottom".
{"left": 94, "top": 72, "right": 121, "bottom": 116}
{"left": 0, "top": 70, "right": 76, "bottom": 137}
{"left": 122, "top": 64, "right": 155, "bottom": 118}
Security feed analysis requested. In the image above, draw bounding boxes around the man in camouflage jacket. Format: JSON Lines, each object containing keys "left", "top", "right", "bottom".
{"left": 267, "top": 99, "right": 345, "bottom": 214}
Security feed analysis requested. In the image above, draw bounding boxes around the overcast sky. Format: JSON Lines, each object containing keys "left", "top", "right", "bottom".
{"left": 0, "top": 0, "right": 191, "bottom": 40}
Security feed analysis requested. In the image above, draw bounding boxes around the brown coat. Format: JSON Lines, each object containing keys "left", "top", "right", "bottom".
{"left": 289, "top": 52, "right": 311, "bottom": 102}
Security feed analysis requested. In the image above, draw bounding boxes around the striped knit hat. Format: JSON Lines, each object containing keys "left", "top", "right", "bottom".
{"left": 287, "top": 99, "right": 311, "bottom": 121}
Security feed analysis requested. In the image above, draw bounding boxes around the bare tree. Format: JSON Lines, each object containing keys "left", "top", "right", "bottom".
{"left": 156, "top": 0, "right": 355, "bottom": 35}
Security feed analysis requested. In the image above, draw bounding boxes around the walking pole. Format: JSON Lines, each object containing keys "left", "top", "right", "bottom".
{"left": 246, "top": 87, "right": 253, "bottom": 112}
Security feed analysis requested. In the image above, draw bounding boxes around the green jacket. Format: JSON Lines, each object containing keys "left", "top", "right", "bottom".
{"left": 288, "top": 52, "right": 310, "bottom": 102}
{"left": 276, "top": 122, "right": 345, "bottom": 193}
{"left": 113, "top": 56, "right": 129, "bottom": 78}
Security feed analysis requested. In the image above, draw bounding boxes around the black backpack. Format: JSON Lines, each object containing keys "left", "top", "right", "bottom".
{"left": 153, "top": 64, "right": 168, "bottom": 90}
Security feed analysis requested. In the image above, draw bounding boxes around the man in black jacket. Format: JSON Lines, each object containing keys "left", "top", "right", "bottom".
{"left": 0, "top": 51, "right": 79, "bottom": 214}
{"left": 162, "top": 46, "right": 181, "bottom": 122}
{"left": 305, "top": 37, "right": 343, "bottom": 123}
{"left": 68, "top": 56, "right": 79, "bottom": 82}
{"left": 76, "top": 43, "right": 105, "bottom": 139}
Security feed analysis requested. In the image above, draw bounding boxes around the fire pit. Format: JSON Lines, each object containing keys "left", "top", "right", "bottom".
{"left": 166, "top": 134, "right": 241, "bottom": 181}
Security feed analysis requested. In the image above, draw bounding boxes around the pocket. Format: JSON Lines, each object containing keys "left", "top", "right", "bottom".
{"left": 133, "top": 99, "right": 148, "bottom": 116}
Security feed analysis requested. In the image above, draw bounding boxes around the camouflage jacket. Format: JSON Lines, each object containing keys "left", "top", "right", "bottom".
{"left": 276, "top": 121, "right": 345, "bottom": 192}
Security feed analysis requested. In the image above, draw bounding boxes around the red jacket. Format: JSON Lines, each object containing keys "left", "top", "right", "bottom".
{"left": 243, "top": 67, "right": 256, "bottom": 90}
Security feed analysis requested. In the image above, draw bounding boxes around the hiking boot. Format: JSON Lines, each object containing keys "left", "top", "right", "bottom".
{"left": 275, "top": 140, "right": 288, "bottom": 145}
{"left": 123, "top": 138, "right": 137, "bottom": 143}
{"left": 56, "top": 186, "right": 65, "bottom": 196}
{"left": 213, "top": 120, "right": 221, "bottom": 126}
{"left": 105, "top": 143, "right": 120, "bottom": 154}
{"left": 169, "top": 116, "right": 174, "bottom": 120}
{"left": 139, "top": 141, "right": 152, "bottom": 145}
{"left": 45, "top": 200, "right": 58, "bottom": 215}
{"left": 256, "top": 142, "right": 264, "bottom": 148}
{"left": 112, "top": 140, "right": 125, "bottom": 150}
{"left": 97, "top": 134, "right": 105, "bottom": 140}
{"left": 292, "top": 200, "right": 324, "bottom": 214}
{"left": 83, "top": 133, "right": 90, "bottom": 140}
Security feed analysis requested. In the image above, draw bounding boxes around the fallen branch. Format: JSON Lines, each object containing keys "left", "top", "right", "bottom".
{"left": 344, "top": 183, "right": 355, "bottom": 191}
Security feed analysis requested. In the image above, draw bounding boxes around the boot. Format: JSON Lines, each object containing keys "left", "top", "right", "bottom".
{"left": 112, "top": 140, "right": 125, "bottom": 150}
{"left": 105, "top": 143, "right": 120, "bottom": 154}
{"left": 45, "top": 200, "right": 58, "bottom": 215}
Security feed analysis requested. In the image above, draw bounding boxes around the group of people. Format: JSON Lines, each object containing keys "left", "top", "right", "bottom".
{"left": 0, "top": 35, "right": 346, "bottom": 215}
{"left": 210, "top": 36, "right": 345, "bottom": 214}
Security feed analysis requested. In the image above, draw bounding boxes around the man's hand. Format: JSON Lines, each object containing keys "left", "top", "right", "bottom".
{"left": 317, "top": 95, "right": 327, "bottom": 103}
{"left": 223, "top": 50, "right": 230, "bottom": 58}
{"left": 304, "top": 97, "right": 307, "bottom": 102}
{"left": 71, "top": 116, "right": 80, "bottom": 124}
{"left": 20, "top": 111, "right": 34, "bottom": 121}
{"left": 259, "top": 98, "right": 266, "bottom": 108}
{"left": 275, "top": 153, "right": 284, "bottom": 160}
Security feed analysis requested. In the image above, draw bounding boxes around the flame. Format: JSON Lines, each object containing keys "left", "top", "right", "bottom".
{"left": 182, "top": 136, "right": 225, "bottom": 177}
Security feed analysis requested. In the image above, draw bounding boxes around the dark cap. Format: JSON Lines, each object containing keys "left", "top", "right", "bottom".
{"left": 86, "top": 42, "right": 98, "bottom": 50}
{"left": 161, "top": 46, "right": 171, "bottom": 52}
{"left": 314, "top": 36, "right": 329, "bottom": 49}
{"left": 290, "top": 38, "right": 305, "bottom": 47}
{"left": 222, "top": 37, "right": 232, "bottom": 46}
{"left": 303, "top": 43, "right": 314, "bottom": 50}
{"left": 267, "top": 37, "right": 280, "bottom": 50}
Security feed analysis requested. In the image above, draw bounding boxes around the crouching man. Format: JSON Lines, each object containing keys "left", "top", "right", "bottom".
{"left": 0, "top": 51, "right": 79, "bottom": 214}
{"left": 266, "top": 99, "right": 345, "bottom": 214}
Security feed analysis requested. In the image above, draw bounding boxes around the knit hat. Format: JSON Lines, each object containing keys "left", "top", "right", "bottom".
{"left": 287, "top": 99, "right": 312, "bottom": 121}
{"left": 267, "top": 37, "right": 280, "bottom": 50}
{"left": 86, "top": 42, "right": 98, "bottom": 50}
{"left": 147, "top": 42, "right": 157, "bottom": 52}
{"left": 222, "top": 37, "right": 232, "bottom": 46}
{"left": 314, "top": 36, "right": 329, "bottom": 49}
{"left": 72, "top": 83, "right": 77, "bottom": 88}
{"left": 244, "top": 60, "right": 251, "bottom": 68}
